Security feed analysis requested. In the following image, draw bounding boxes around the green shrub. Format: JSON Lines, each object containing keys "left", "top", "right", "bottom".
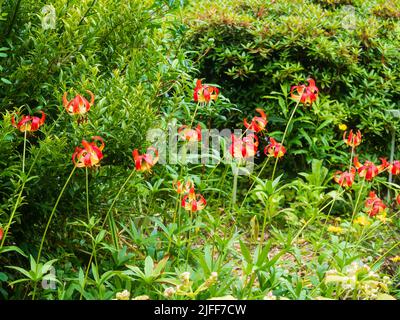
{"left": 0, "top": 0, "right": 188, "bottom": 255}
{"left": 182, "top": 0, "right": 400, "bottom": 170}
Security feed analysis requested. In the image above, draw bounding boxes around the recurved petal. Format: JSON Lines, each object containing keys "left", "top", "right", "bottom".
{"left": 86, "top": 90, "right": 95, "bottom": 105}
{"left": 39, "top": 111, "right": 46, "bottom": 125}
{"left": 92, "top": 136, "right": 105, "bottom": 151}
{"left": 30, "top": 116, "right": 40, "bottom": 131}
{"left": 63, "top": 92, "right": 69, "bottom": 107}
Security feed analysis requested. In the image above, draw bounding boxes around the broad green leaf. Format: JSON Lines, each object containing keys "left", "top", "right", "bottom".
{"left": 144, "top": 256, "right": 154, "bottom": 277}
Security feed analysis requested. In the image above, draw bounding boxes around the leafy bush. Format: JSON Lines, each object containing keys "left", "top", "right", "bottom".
{"left": 182, "top": 0, "right": 400, "bottom": 169}
{"left": 0, "top": 0, "right": 188, "bottom": 263}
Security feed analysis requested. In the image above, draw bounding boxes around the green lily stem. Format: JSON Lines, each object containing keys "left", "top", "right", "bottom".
{"left": 86, "top": 168, "right": 90, "bottom": 221}
{"left": 37, "top": 166, "right": 76, "bottom": 263}
{"left": 316, "top": 187, "right": 340, "bottom": 242}
{"left": 343, "top": 178, "right": 366, "bottom": 254}
{"left": 231, "top": 171, "right": 238, "bottom": 206}
{"left": 259, "top": 205, "right": 269, "bottom": 249}
{"left": 185, "top": 211, "right": 193, "bottom": 269}
{"left": 80, "top": 168, "right": 136, "bottom": 300}
{"left": 271, "top": 100, "right": 301, "bottom": 181}
{"left": 22, "top": 130, "right": 27, "bottom": 173}
{"left": 316, "top": 146, "right": 355, "bottom": 244}
{"left": 32, "top": 166, "right": 76, "bottom": 300}
{"left": 189, "top": 102, "right": 200, "bottom": 128}
{"left": 101, "top": 170, "right": 136, "bottom": 230}
{"left": 167, "top": 194, "right": 181, "bottom": 255}
{"left": 349, "top": 180, "right": 365, "bottom": 232}
{"left": 240, "top": 157, "right": 270, "bottom": 209}
{"left": 176, "top": 195, "right": 183, "bottom": 262}
{"left": 86, "top": 168, "right": 98, "bottom": 268}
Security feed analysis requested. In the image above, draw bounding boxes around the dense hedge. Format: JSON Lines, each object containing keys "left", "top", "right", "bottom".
{"left": 183, "top": 0, "right": 400, "bottom": 169}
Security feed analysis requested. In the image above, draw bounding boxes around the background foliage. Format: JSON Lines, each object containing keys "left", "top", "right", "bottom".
{"left": 183, "top": 0, "right": 400, "bottom": 170}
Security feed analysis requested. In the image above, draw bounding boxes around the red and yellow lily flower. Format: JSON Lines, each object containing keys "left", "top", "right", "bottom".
{"left": 353, "top": 157, "right": 388, "bottom": 181}
{"left": 181, "top": 187, "right": 207, "bottom": 212}
{"left": 365, "top": 191, "right": 386, "bottom": 217}
{"left": 72, "top": 136, "right": 105, "bottom": 168}
{"left": 193, "top": 79, "right": 219, "bottom": 103}
{"left": 0, "top": 226, "right": 3, "bottom": 241}
{"left": 243, "top": 109, "right": 268, "bottom": 133}
{"left": 132, "top": 147, "right": 159, "bottom": 172}
{"left": 389, "top": 160, "right": 400, "bottom": 175}
{"left": 12, "top": 111, "right": 46, "bottom": 133}
{"left": 378, "top": 158, "right": 390, "bottom": 172}
{"left": 396, "top": 194, "right": 400, "bottom": 206}
{"left": 334, "top": 168, "right": 356, "bottom": 188}
{"left": 63, "top": 90, "right": 94, "bottom": 120}
{"left": 173, "top": 180, "right": 194, "bottom": 195}
{"left": 178, "top": 124, "right": 202, "bottom": 142}
{"left": 290, "top": 78, "right": 319, "bottom": 105}
{"left": 229, "top": 134, "right": 258, "bottom": 159}
{"left": 343, "top": 130, "right": 362, "bottom": 148}
{"left": 264, "top": 137, "right": 286, "bottom": 158}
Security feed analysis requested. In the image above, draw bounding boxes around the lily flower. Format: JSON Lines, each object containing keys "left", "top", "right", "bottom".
{"left": 389, "top": 160, "right": 400, "bottom": 175}
{"left": 334, "top": 168, "right": 356, "bottom": 188}
{"left": 290, "top": 78, "right": 319, "bottom": 105}
{"left": 12, "top": 111, "right": 46, "bottom": 133}
{"left": 0, "top": 226, "right": 3, "bottom": 241}
{"left": 193, "top": 79, "right": 219, "bottom": 103}
{"left": 63, "top": 90, "right": 94, "bottom": 121}
{"left": 243, "top": 109, "right": 268, "bottom": 133}
{"left": 343, "top": 130, "right": 362, "bottom": 148}
{"left": 178, "top": 124, "right": 202, "bottom": 142}
{"left": 353, "top": 157, "right": 387, "bottom": 181}
{"left": 181, "top": 187, "right": 207, "bottom": 212}
{"left": 173, "top": 180, "right": 194, "bottom": 195}
{"left": 229, "top": 134, "right": 258, "bottom": 159}
{"left": 132, "top": 147, "right": 159, "bottom": 172}
{"left": 72, "top": 136, "right": 104, "bottom": 168}
{"left": 396, "top": 194, "right": 400, "bottom": 206}
{"left": 264, "top": 137, "right": 286, "bottom": 158}
{"left": 365, "top": 191, "right": 386, "bottom": 217}
{"left": 377, "top": 158, "right": 390, "bottom": 172}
